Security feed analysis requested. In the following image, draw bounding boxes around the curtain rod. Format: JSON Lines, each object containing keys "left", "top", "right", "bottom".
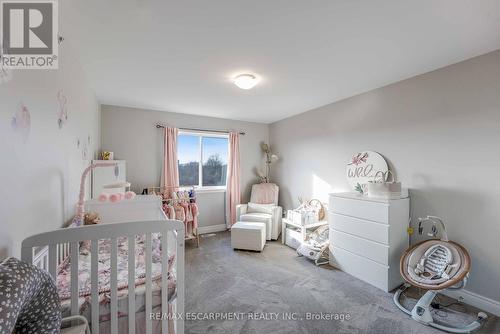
{"left": 156, "top": 124, "right": 245, "bottom": 135}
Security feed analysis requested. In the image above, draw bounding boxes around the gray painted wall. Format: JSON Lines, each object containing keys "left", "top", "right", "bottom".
{"left": 0, "top": 46, "right": 100, "bottom": 259}
{"left": 101, "top": 105, "right": 269, "bottom": 228}
{"left": 269, "top": 50, "right": 500, "bottom": 302}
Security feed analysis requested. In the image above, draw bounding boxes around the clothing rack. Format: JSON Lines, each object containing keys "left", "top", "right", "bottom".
{"left": 146, "top": 185, "right": 200, "bottom": 247}
{"left": 162, "top": 197, "right": 196, "bottom": 203}
{"left": 146, "top": 185, "right": 195, "bottom": 194}
{"left": 156, "top": 123, "right": 246, "bottom": 136}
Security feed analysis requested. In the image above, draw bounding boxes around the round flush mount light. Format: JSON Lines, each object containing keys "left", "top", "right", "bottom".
{"left": 233, "top": 74, "right": 259, "bottom": 90}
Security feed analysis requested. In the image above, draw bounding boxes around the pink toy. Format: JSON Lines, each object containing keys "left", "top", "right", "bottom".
{"left": 96, "top": 191, "right": 135, "bottom": 203}
{"left": 109, "top": 193, "right": 121, "bottom": 203}
{"left": 98, "top": 194, "right": 109, "bottom": 202}
{"left": 125, "top": 191, "right": 136, "bottom": 200}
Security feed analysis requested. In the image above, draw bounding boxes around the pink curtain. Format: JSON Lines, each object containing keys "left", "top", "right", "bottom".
{"left": 161, "top": 127, "right": 179, "bottom": 189}
{"left": 226, "top": 132, "right": 241, "bottom": 227}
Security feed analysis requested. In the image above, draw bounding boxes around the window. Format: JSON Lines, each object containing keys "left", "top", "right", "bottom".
{"left": 177, "top": 132, "right": 228, "bottom": 189}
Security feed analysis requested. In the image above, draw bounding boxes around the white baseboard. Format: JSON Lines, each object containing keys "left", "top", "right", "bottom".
{"left": 442, "top": 289, "right": 500, "bottom": 316}
{"left": 198, "top": 224, "right": 227, "bottom": 235}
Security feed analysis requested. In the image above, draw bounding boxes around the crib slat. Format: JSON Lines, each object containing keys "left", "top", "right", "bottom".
{"left": 145, "top": 233, "right": 152, "bottom": 334}
{"left": 65, "top": 243, "right": 69, "bottom": 262}
{"left": 70, "top": 242, "right": 79, "bottom": 316}
{"left": 111, "top": 238, "right": 118, "bottom": 334}
{"left": 62, "top": 243, "right": 66, "bottom": 264}
{"left": 161, "top": 232, "right": 169, "bottom": 334}
{"left": 176, "top": 233, "right": 185, "bottom": 334}
{"left": 48, "top": 244, "right": 57, "bottom": 279}
{"left": 128, "top": 236, "right": 136, "bottom": 334}
{"left": 91, "top": 239, "right": 99, "bottom": 334}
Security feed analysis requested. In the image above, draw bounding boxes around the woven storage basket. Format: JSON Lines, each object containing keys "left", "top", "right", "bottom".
{"left": 308, "top": 199, "right": 326, "bottom": 221}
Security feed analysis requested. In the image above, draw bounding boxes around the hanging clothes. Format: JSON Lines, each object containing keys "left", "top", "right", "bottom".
{"left": 190, "top": 203, "right": 199, "bottom": 229}
{"left": 162, "top": 203, "right": 175, "bottom": 220}
{"left": 173, "top": 203, "right": 185, "bottom": 223}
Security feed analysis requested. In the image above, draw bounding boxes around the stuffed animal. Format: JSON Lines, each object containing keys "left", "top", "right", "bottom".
{"left": 84, "top": 212, "right": 101, "bottom": 225}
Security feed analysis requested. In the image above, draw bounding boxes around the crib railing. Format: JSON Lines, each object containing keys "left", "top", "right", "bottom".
{"left": 21, "top": 220, "right": 185, "bottom": 334}
{"left": 32, "top": 242, "right": 71, "bottom": 270}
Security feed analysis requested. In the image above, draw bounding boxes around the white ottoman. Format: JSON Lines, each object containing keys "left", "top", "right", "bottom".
{"left": 231, "top": 221, "right": 266, "bottom": 251}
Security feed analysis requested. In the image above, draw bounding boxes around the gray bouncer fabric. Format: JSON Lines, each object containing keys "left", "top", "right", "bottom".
{"left": 0, "top": 257, "right": 62, "bottom": 334}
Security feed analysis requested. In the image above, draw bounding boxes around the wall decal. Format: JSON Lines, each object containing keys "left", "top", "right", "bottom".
{"left": 82, "top": 144, "right": 89, "bottom": 160}
{"left": 11, "top": 102, "right": 31, "bottom": 142}
{"left": 57, "top": 90, "right": 68, "bottom": 129}
{"left": 0, "top": 45, "right": 13, "bottom": 84}
{"left": 0, "top": 64, "right": 13, "bottom": 84}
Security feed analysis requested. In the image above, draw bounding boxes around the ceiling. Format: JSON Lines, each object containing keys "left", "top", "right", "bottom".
{"left": 64, "top": 0, "right": 500, "bottom": 123}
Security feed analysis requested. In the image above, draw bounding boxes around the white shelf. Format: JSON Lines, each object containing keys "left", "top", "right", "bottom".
{"left": 282, "top": 218, "right": 328, "bottom": 229}
{"left": 281, "top": 218, "right": 328, "bottom": 247}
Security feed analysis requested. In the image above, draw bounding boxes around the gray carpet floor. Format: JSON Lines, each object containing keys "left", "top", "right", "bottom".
{"left": 185, "top": 231, "right": 499, "bottom": 334}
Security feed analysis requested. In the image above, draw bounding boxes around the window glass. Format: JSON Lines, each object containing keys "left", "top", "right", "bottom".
{"left": 202, "top": 137, "right": 228, "bottom": 187}
{"left": 177, "top": 134, "right": 200, "bottom": 186}
{"left": 176, "top": 133, "right": 228, "bottom": 188}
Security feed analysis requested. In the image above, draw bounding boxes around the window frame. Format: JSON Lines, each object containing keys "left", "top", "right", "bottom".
{"left": 177, "top": 130, "right": 228, "bottom": 192}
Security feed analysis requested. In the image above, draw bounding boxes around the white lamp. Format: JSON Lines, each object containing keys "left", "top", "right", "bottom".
{"left": 233, "top": 74, "right": 259, "bottom": 90}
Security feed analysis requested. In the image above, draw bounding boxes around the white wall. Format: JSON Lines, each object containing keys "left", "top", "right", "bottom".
{"left": 0, "top": 45, "right": 99, "bottom": 259}
{"left": 269, "top": 50, "right": 500, "bottom": 304}
{"left": 101, "top": 105, "right": 269, "bottom": 228}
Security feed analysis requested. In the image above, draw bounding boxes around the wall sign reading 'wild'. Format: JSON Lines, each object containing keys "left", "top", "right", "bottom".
{"left": 347, "top": 151, "right": 388, "bottom": 194}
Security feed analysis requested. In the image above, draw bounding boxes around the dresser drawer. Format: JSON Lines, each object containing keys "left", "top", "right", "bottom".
{"left": 329, "top": 246, "right": 389, "bottom": 292}
{"left": 331, "top": 213, "right": 389, "bottom": 244}
{"left": 330, "top": 196, "right": 389, "bottom": 223}
{"left": 331, "top": 230, "right": 389, "bottom": 265}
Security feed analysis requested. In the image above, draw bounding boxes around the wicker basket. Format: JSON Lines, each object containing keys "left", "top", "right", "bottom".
{"left": 308, "top": 199, "right": 326, "bottom": 221}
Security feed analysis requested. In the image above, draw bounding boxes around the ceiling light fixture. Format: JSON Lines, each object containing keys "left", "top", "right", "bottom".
{"left": 233, "top": 74, "right": 259, "bottom": 90}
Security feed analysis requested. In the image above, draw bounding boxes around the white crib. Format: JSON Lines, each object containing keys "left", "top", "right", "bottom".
{"left": 21, "top": 196, "right": 185, "bottom": 334}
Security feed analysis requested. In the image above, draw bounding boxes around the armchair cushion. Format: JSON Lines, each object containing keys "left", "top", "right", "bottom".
{"left": 249, "top": 183, "right": 279, "bottom": 205}
{"left": 247, "top": 203, "right": 275, "bottom": 215}
{"left": 240, "top": 213, "right": 273, "bottom": 240}
{"left": 239, "top": 205, "right": 282, "bottom": 241}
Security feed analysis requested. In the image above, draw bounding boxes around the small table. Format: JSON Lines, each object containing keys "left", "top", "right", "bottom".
{"left": 281, "top": 218, "right": 328, "bottom": 245}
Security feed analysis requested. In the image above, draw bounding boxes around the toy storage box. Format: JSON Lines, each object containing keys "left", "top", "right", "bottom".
{"left": 287, "top": 209, "right": 318, "bottom": 226}
{"left": 285, "top": 227, "right": 302, "bottom": 249}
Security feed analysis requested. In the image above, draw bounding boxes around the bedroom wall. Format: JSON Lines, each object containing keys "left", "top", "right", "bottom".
{"left": 0, "top": 45, "right": 100, "bottom": 259}
{"left": 100, "top": 105, "right": 269, "bottom": 230}
{"left": 269, "top": 50, "right": 500, "bottom": 309}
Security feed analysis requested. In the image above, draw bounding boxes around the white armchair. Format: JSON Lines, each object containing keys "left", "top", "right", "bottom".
{"left": 236, "top": 183, "right": 282, "bottom": 240}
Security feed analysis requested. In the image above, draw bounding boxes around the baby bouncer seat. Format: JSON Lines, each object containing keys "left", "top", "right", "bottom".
{"left": 296, "top": 225, "right": 329, "bottom": 266}
{"left": 394, "top": 216, "right": 487, "bottom": 333}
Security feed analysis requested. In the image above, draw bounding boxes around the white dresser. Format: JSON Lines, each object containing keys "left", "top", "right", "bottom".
{"left": 329, "top": 192, "right": 409, "bottom": 292}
